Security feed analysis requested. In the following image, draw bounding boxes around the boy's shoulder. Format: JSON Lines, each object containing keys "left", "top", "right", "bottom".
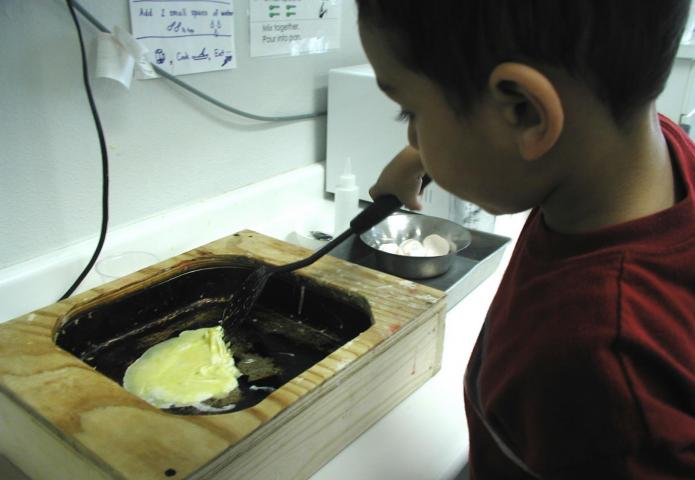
{"left": 484, "top": 234, "right": 695, "bottom": 471}
{"left": 516, "top": 115, "right": 695, "bottom": 265}
{"left": 497, "top": 191, "right": 695, "bottom": 357}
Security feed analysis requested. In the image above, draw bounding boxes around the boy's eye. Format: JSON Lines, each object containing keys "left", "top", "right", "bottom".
{"left": 396, "top": 110, "right": 415, "bottom": 122}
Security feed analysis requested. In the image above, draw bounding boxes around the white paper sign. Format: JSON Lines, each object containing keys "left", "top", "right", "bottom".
{"left": 129, "top": 0, "right": 237, "bottom": 77}
{"left": 249, "top": 0, "right": 341, "bottom": 57}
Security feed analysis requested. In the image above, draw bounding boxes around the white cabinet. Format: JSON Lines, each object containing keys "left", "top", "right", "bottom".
{"left": 657, "top": 44, "right": 695, "bottom": 138}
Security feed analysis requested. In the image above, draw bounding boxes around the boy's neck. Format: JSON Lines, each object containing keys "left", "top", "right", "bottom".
{"left": 541, "top": 104, "right": 681, "bottom": 234}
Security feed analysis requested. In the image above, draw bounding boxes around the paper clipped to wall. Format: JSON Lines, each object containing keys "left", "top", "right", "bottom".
{"left": 129, "top": 0, "right": 238, "bottom": 77}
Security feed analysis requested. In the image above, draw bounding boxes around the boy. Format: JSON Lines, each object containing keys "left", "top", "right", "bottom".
{"left": 356, "top": 1, "right": 695, "bottom": 478}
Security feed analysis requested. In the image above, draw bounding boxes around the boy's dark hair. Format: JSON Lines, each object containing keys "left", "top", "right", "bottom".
{"left": 357, "top": 0, "right": 690, "bottom": 124}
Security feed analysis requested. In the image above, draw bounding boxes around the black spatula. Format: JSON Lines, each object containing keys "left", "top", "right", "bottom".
{"left": 220, "top": 175, "right": 432, "bottom": 339}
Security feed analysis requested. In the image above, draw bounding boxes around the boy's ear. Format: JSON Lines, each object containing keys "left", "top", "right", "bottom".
{"left": 488, "top": 63, "right": 564, "bottom": 161}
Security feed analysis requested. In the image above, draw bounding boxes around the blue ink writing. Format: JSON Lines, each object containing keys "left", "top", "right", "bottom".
{"left": 192, "top": 48, "right": 209, "bottom": 61}
{"left": 167, "top": 21, "right": 194, "bottom": 34}
{"left": 155, "top": 49, "right": 166, "bottom": 64}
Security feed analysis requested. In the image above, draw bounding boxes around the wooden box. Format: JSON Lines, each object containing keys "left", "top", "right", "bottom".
{"left": 0, "top": 231, "right": 446, "bottom": 479}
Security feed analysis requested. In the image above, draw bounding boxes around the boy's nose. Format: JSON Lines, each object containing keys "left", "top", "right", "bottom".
{"left": 407, "top": 120, "right": 419, "bottom": 150}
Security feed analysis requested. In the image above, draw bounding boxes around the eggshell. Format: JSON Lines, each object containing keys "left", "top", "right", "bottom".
{"left": 398, "top": 239, "right": 427, "bottom": 256}
{"left": 378, "top": 242, "right": 400, "bottom": 254}
{"left": 423, "top": 234, "right": 450, "bottom": 256}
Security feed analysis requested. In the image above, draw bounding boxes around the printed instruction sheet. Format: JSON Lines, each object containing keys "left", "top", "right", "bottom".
{"left": 129, "top": 0, "right": 237, "bottom": 76}
{"left": 249, "top": 0, "right": 341, "bottom": 57}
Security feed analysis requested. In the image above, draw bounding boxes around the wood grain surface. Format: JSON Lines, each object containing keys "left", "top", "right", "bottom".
{"left": 0, "top": 231, "right": 446, "bottom": 480}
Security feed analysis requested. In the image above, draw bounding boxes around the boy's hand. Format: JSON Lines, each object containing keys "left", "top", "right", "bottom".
{"left": 369, "top": 146, "right": 427, "bottom": 210}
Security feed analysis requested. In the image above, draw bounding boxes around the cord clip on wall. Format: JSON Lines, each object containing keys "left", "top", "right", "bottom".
{"left": 96, "top": 25, "right": 155, "bottom": 89}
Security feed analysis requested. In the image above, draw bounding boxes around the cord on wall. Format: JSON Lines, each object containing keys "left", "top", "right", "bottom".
{"left": 60, "top": 1, "right": 328, "bottom": 298}
{"left": 72, "top": 0, "right": 327, "bottom": 122}
{"left": 60, "top": 0, "right": 110, "bottom": 300}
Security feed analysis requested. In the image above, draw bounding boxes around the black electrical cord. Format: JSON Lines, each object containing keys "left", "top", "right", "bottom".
{"left": 59, "top": 0, "right": 109, "bottom": 300}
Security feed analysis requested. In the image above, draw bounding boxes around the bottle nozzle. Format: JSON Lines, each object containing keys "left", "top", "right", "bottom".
{"left": 338, "top": 157, "right": 356, "bottom": 188}
{"left": 343, "top": 157, "right": 352, "bottom": 176}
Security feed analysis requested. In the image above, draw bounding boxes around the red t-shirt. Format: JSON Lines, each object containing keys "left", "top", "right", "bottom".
{"left": 464, "top": 116, "right": 695, "bottom": 479}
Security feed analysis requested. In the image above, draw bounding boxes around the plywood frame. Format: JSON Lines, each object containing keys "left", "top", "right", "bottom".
{"left": 0, "top": 231, "right": 446, "bottom": 479}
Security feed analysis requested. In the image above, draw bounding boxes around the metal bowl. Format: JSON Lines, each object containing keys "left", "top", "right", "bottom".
{"left": 359, "top": 212, "right": 472, "bottom": 279}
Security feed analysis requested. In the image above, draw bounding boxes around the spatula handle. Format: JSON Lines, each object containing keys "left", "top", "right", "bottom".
{"left": 349, "top": 175, "right": 432, "bottom": 234}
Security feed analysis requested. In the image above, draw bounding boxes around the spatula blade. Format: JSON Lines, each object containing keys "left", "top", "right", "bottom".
{"left": 220, "top": 266, "right": 272, "bottom": 337}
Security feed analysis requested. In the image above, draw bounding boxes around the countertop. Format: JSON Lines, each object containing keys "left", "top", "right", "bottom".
{"left": 0, "top": 164, "right": 527, "bottom": 479}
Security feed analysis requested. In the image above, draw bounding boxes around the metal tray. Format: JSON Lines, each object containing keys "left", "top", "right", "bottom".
{"left": 331, "top": 228, "right": 511, "bottom": 310}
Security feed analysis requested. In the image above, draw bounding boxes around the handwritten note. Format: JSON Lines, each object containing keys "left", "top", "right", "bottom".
{"left": 129, "top": 0, "right": 237, "bottom": 77}
{"left": 249, "top": 0, "right": 341, "bottom": 57}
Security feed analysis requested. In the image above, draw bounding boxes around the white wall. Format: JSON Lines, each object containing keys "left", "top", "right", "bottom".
{"left": 0, "top": 0, "right": 367, "bottom": 269}
{"left": 657, "top": 48, "right": 695, "bottom": 136}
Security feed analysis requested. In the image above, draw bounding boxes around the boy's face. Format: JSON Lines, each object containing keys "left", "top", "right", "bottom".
{"left": 359, "top": 22, "right": 550, "bottom": 215}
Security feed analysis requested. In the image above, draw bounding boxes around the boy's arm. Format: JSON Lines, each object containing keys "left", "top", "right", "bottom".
{"left": 369, "top": 145, "right": 426, "bottom": 210}
{"left": 490, "top": 347, "right": 695, "bottom": 479}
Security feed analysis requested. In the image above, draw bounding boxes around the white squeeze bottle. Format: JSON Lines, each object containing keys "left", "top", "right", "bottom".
{"left": 334, "top": 157, "right": 360, "bottom": 236}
